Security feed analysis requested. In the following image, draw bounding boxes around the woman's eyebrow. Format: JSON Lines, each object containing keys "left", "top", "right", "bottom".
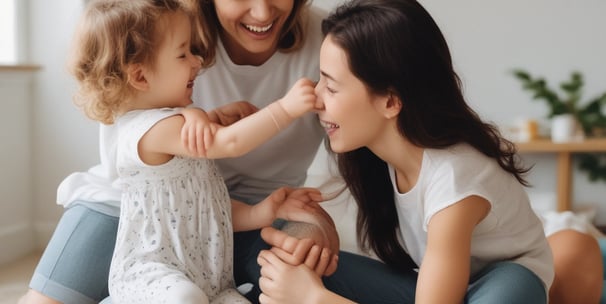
{"left": 320, "top": 70, "right": 338, "bottom": 83}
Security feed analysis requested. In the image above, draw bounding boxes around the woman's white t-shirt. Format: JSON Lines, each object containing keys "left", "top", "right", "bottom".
{"left": 390, "top": 144, "right": 554, "bottom": 290}
{"left": 192, "top": 6, "right": 327, "bottom": 204}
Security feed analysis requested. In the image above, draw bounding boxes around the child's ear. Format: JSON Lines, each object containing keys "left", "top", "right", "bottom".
{"left": 126, "top": 64, "right": 149, "bottom": 91}
{"left": 379, "top": 91, "right": 402, "bottom": 119}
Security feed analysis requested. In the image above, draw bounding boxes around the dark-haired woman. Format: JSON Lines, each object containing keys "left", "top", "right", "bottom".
{"left": 258, "top": 1, "right": 554, "bottom": 303}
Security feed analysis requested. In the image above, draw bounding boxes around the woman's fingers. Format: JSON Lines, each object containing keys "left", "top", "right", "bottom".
{"left": 262, "top": 227, "right": 317, "bottom": 263}
{"left": 258, "top": 292, "right": 271, "bottom": 304}
{"left": 310, "top": 246, "right": 333, "bottom": 276}
{"left": 261, "top": 227, "right": 295, "bottom": 251}
{"left": 258, "top": 252, "right": 279, "bottom": 281}
{"left": 303, "top": 244, "right": 322, "bottom": 272}
{"left": 324, "top": 252, "right": 339, "bottom": 276}
{"left": 283, "top": 187, "right": 323, "bottom": 204}
{"left": 271, "top": 238, "right": 316, "bottom": 265}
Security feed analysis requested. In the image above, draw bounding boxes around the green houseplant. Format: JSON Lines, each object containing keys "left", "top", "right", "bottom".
{"left": 512, "top": 69, "right": 606, "bottom": 182}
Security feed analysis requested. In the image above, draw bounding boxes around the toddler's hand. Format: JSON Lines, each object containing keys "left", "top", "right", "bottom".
{"left": 180, "top": 107, "right": 215, "bottom": 157}
{"left": 278, "top": 78, "right": 317, "bottom": 118}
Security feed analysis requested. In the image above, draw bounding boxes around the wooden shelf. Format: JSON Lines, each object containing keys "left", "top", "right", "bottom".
{"left": 0, "top": 64, "right": 41, "bottom": 72}
{"left": 515, "top": 137, "right": 606, "bottom": 212}
{"left": 516, "top": 138, "right": 606, "bottom": 153}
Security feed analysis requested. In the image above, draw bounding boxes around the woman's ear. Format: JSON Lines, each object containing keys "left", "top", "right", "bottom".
{"left": 379, "top": 91, "right": 402, "bottom": 119}
{"left": 126, "top": 64, "right": 149, "bottom": 91}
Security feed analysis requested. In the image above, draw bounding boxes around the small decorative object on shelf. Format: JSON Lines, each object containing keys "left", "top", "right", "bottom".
{"left": 519, "top": 118, "right": 539, "bottom": 142}
{"left": 551, "top": 113, "right": 583, "bottom": 143}
{"left": 512, "top": 69, "right": 606, "bottom": 182}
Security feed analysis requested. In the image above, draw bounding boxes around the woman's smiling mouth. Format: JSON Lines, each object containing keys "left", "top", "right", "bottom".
{"left": 243, "top": 22, "right": 274, "bottom": 34}
{"left": 320, "top": 120, "right": 340, "bottom": 135}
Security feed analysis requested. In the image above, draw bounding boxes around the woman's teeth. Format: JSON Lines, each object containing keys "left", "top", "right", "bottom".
{"left": 320, "top": 121, "right": 339, "bottom": 129}
{"left": 244, "top": 23, "right": 273, "bottom": 33}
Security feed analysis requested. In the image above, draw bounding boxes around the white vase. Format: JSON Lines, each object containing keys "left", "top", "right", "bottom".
{"left": 551, "top": 114, "right": 582, "bottom": 142}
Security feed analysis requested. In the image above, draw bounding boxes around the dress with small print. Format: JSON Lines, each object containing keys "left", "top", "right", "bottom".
{"left": 108, "top": 108, "right": 249, "bottom": 304}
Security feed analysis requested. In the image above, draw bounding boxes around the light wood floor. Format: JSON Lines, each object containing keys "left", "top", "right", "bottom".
{"left": 0, "top": 252, "right": 40, "bottom": 304}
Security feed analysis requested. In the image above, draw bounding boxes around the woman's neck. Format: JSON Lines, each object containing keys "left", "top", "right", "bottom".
{"left": 370, "top": 132, "right": 424, "bottom": 193}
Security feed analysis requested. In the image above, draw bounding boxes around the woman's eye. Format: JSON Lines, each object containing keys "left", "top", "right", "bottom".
{"left": 326, "top": 87, "right": 336, "bottom": 94}
{"left": 178, "top": 54, "right": 186, "bottom": 59}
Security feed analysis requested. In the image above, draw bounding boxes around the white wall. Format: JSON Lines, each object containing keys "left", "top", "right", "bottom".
{"left": 29, "top": 0, "right": 98, "bottom": 248}
{"left": 0, "top": 70, "right": 36, "bottom": 264}
{"left": 15, "top": 0, "right": 606, "bottom": 257}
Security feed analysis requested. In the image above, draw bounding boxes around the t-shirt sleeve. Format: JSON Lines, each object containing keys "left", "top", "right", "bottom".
{"left": 422, "top": 151, "right": 498, "bottom": 229}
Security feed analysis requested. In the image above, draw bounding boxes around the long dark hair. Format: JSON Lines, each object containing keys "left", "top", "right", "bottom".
{"left": 322, "top": 0, "right": 530, "bottom": 273}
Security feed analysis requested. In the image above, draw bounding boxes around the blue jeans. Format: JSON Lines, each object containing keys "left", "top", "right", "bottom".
{"left": 466, "top": 261, "right": 547, "bottom": 304}
{"left": 324, "top": 255, "right": 545, "bottom": 304}
{"left": 29, "top": 205, "right": 119, "bottom": 304}
{"left": 33, "top": 205, "right": 546, "bottom": 304}
{"left": 232, "top": 230, "right": 419, "bottom": 304}
{"left": 237, "top": 238, "right": 546, "bottom": 304}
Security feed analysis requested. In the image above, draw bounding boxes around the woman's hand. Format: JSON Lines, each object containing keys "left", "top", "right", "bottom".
{"left": 207, "top": 100, "right": 258, "bottom": 126}
{"left": 256, "top": 186, "right": 339, "bottom": 276}
{"left": 261, "top": 226, "right": 338, "bottom": 276}
{"left": 258, "top": 249, "right": 325, "bottom": 304}
{"left": 273, "top": 187, "right": 324, "bottom": 220}
{"left": 253, "top": 187, "right": 323, "bottom": 226}
{"left": 273, "top": 198, "right": 340, "bottom": 272}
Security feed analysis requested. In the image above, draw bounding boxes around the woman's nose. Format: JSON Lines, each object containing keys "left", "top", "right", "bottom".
{"left": 314, "top": 100, "right": 324, "bottom": 112}
{"left": 313, "top": 86, "right": 325, "bottom": 111}
{"left": 249, "top": 0, "right": 271, "bottom": 21}
{"left": 314, "top": 98, "right": 325, "bottom": 111}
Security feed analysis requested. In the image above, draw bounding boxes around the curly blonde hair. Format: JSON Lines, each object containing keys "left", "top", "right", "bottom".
{"left": 69, "top": 0, "right": 205, "bottom": 124}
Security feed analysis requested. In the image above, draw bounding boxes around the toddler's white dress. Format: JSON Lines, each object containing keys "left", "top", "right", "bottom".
{"left": 108, "top": 108, "right": 249, "bottom": 304}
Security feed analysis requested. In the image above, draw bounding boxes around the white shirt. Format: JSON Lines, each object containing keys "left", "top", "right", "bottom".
{"left": 57, "top": 124, "right": 121, "bottom": 214}
{"left": 192, "top": 5, "right": 327, "bottom": 204}
{"left": 390, "top": 144, "right": 554, "bottom": 290}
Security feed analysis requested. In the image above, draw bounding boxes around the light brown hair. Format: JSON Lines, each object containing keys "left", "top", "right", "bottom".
{"left": 69, "top": 0, "right": 203, "bottom": 124}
